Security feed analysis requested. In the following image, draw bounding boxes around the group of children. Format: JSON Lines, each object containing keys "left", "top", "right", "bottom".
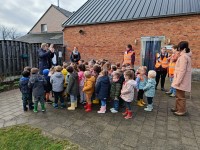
{"left": 19, "top": 60, "right": 157, "bottom": 119}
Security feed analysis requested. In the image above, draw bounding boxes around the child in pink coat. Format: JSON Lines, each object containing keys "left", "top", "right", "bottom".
{"left": 120, "top": 70, "right": 137, "bottom": 119}
{"left": 78, "top": 64, "right": 86, "bottom": 104}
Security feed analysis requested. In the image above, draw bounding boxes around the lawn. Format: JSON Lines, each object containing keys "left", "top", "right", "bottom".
{"left": 0, "top": 125, "right": 79, "bottom": 150}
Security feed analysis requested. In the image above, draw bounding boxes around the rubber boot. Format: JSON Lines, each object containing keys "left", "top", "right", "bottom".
{"left": 97, "top": 106, "right": 106, "bottom": 114}
{"left": 93, "top": 99, "right": 99, "bottom": 104}
{"left": 124, "top": 111, "right": 133, "bottom": 119}
{"left": 33, "top": 102, "right": 38, "bottom": 113}
{"left": 41, "top": 103, "right": 46, "bottom": 112}
{"left": 85, "top": 104, "right": 92, "bottom": 112}
{"left": 140, "top": 99, "right": 146, "bottom": 105}
{"left": 68, "top": 102, "right": 76, "bottom": 110}
{"left": 84, "top": 102, "right": 88, "bottom": 109}
{"left": 137, "top": 100, "right": 144, "bottom": 107}
{"left": 122, "top": 108, "right": 128, "bottom": 116}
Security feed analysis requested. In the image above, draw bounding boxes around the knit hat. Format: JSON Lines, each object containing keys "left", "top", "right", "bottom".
{"left": 31, "top": 68, "right": 39, "bottom": 74}
{"left": 43, "top": 69, "right": 49, "bottom": 76}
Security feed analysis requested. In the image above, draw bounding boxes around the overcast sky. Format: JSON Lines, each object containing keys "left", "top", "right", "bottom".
{"left": 0, "top": 0, "right": 87, "bottom": 35}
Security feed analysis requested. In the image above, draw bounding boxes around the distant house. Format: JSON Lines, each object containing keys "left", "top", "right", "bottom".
{"left": 17, "top": 4, "right": 72, "bottom": 65}
{"left": 62, "top": 0, "right": 200, "bottom": 73}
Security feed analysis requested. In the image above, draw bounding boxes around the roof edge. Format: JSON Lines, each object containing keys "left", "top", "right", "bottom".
{"left": 52, "top": 4, "right": 72, "bottom": 17}
{"left": 63, "top": 12, "right": 200, "bottom": 28}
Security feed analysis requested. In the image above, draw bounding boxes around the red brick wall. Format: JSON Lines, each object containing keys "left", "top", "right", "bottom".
{"left": 63, "top": 15, "right": 200, "bottom": 68}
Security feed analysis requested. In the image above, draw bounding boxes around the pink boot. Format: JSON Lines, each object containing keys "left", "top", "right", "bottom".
{"left": 97, "top": 106, "right": 106, "bottom": 114}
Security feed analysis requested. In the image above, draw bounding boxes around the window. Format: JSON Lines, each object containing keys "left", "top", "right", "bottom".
{"left": 41, "top": 24, "right": 47, "bottom": 32}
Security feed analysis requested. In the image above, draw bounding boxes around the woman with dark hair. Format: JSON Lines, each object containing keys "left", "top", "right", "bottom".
{"left": 171, "top": 41, "right": 192, "bottom": 116}
{"left": 70, "top": 47, "right": 81, "bottom": 63}
{"left": 123, "top": 44, "right": 135, "bottom": 68}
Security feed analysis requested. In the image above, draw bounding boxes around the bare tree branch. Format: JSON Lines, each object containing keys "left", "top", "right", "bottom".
{"left": 0, "top": 25, "right": 20, "bottom": 40}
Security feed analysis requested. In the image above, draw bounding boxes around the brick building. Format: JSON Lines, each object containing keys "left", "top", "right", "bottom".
{"left": 62, "top": 0, "right": 200, "bottom": 79}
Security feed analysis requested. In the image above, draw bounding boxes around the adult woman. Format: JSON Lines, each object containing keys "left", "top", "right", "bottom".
{"left": 123, "top": 44, "right": 135, "bottom": 68}
{"left": 171, "top": 41, "right": 192, "bottom": 116}
{"left": 155, "top": 47, "right": 169, "bottom": 91}
{"left": 70, "top": 47, "right": 81, "bottom": 63}
{"left": 38, "top": 43, "right": 54, "bottom": 74}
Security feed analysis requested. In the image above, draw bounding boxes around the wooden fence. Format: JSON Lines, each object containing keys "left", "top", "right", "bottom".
{"left": 0, "top": 40, "right": 66, "bottom": 78}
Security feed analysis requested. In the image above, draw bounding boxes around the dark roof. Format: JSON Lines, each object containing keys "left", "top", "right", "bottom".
{"left": 52, "top": 4, "right": 72, "bottom": 17}
{"left": 16, "top": 32, "right": 63, "bottom": 44}
{"left": 63, "top": 0, "right": 200, "bottom": 27}
{"left": 29, "top": 4, "right": 72, "bottom": 33}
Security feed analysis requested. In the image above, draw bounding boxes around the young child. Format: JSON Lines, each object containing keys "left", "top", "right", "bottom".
{"left": 78, "top": 64, "right": 86, "bottom": 104}
{"left": 110, "top": 71, "right": 122, "bottom": 113}
{"left": 136, "top": 66, "right": 147, "bottom": 107}
{"left": 28, "top": 68, "right": 47, "bottom": 112}
{"left": 166, "top": 45, "right": 180, "bottom": 97}
{"left": 66, "top": 66, "right": 79, "bottom": 110}
{"left": 143, "top": 70, "right": 157, "bottom": 112}
{"left": 120, "top": 70, "right": 137, "bottom": 119}
{"left": 50, "top": 66, "right": 65, "bottom": 109}
{"left": 19, "top": 70, "right": 33, "bottom": 111}
{"left": 95, "top": 70, "right": 111, "bottom": 113}
{"left": 83, "top": 71, "right": 96, "bottom": 112}
{"left": 49, "top": 67, "right": 55, "bottom": 97}
{"left": 43, "top": 69, "right": 52, "bottom": 103}
{"left": 61, "top": 63, "right": 68, "bottom": 91}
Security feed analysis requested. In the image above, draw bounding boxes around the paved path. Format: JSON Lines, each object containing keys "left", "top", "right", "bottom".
{"left": 0, "top": 82, "right": 200, "bottom": 150}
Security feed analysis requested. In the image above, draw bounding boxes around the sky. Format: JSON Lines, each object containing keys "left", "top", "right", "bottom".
{"left": 0, "top": 0, "right": 87, "bottom": 35}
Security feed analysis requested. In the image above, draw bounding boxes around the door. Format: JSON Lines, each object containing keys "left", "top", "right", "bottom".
{"left": 141, "top": 36, "right": 165, "bottom": 71}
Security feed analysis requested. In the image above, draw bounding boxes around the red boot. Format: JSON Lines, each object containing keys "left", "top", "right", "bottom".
{"left": 85, "top": 104, "right": 92, "bottom": 112}
{"left": 84, "top": 102, "right": 88, "bottom": 109}
{"left": 124, "top": 111, "right": 133, "bottom": 119}
{"left": 122, "top": 108, "right": 128, "bottom": 116}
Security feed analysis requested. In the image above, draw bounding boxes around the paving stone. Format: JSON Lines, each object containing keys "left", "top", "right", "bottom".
{"left": 51, "top": 127, "right": 66, "bottom": 135}
{"left": 4, "top": 120, "right": 16, "bottom": 127}
{"left": 100, "top": 130, "right": 114, "bottom": 139}
{"left": 0, "top": 122, "right": 4, "bottom": 128}
{"left": 181, "top": 137, "right": 198, "bottom": 147}
{"left": 74, "top": 120, "right": 86, "bottom": 126}
{"left": 104, "top": 124, "right": 117, "bottom": 132}
{"left": 61, "top": 128, "right": 74, "bottom": 138}
{"left": 167, "top": 124, "right": 180, "bottom": 132}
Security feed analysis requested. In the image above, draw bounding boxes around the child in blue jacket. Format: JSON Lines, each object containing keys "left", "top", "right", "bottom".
{"left": 96, "top": 70, "right": 111, "bottom": 113}
{"left": 143, "top": 70, "right": 157, "bottom": 112}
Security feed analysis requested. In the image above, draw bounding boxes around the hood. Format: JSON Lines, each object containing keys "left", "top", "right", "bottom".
{"left": 88, "top": 76, "right": 96, "bottom": 82}
{"left": 99, "top": 76, "right": 110, "bottom": 84}
{"left": 148, "top": 78, "right": 156, "bottom": 85}
{"left": 20, "top": 77, "right": 29, "bottom": 84}
{"left": 127, "top": 79, "right": 137, "bottom": 86}
{"left": 43, "top": 69, "right": 49, "bottom": 76}
{"left": 54, "top": 72, "right": 64, "bottom": 78}
{"left": 186, "top": 51, "right": 192, "bottom": 57}
{"left": 62, "top": 69, "right": 68, "bottom": 75}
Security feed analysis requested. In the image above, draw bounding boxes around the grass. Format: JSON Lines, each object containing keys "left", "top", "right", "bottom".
{"left": 0, "top": 125, "right": 79, "bottom": 150}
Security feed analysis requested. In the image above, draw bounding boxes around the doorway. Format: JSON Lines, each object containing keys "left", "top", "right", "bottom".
{"left": 141, "top": 36, "right": 165, "bottom": 71}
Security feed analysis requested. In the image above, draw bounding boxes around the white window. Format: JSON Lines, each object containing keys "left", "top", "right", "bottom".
{"left": 41, "top": 24, "right": 47, "bottom": 32}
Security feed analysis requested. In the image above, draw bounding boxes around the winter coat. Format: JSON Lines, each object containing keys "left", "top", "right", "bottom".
{"left": 66, "top": 72, "right": 79, "bottom": 96}
{"left": 172, "top": 51, "right": 192, "bottom": 92}
{"left": 83, "top": 76, "right": 96, "bottom": 95}
{"left": 50, "top": 72, "right": 64, "bottom": 92}
{"left": 78, "top": 71, "right": 85, "bottom": 87}
{"left": 110, "top": 80, "right": 122, "bottom": 100}
{"left": 143, "top": 78, "right": 156, "bottom": 97}
{"left": 95, "top": 76, "right": 111, "bottom": 100}
{"left": 43, "top": 75, "right": 52, "bottom": 92}
{"left": 28, "top": 74, "right": 47, "bottom": 97}
{"left": 136, "top": 75, "right": 147, "bottom": 90}
{"left": 120, "top": 80, "right": 137, "bottom": 102}
{"left": 70, "top": 51, "right": 81, "bottom": 63}
{"left": 61, "top": 69, "right": 68, "bottom": 88}
{"left": 19, "top": 77, "right": 31, "bottom": 94}
{"left": 38, "top": 48, "right": 54, "bottom": 74}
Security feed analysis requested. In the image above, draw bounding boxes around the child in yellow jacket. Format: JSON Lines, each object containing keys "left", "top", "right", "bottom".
{"left": 83, "top": 71, "right": 96, "bottom": 112}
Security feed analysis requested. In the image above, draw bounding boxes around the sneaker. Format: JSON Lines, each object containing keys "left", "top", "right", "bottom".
{"left": 46, "top": 100, "right": 53, "bottom": 104}
{"left": 42, "top": 109, "right": 46, "bottom": 112}
{"left": 111, "top": 109, "right": 118, "bottom": 113}
{"left": 53, "top": 103, "right": 59, "bottom": 109}
{"left": 110, "top": 108, "right": 114, "bottom": 111}
{"left": 144, "top": 105, "right": 153, "bottom": 112}
{"left": 170, "top": 93, "right": 176, "bottom": 97}
{"left": 165, "top": 91, "right": 172, "bottom": 94}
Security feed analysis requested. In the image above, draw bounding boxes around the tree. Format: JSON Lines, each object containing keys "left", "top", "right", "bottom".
{"left": 0, "top": 25, "right": 20, "bottom": 40}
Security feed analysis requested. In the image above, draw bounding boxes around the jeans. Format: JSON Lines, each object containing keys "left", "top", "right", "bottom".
{"left": 169, "top": 77, "right": 176, "bottom": 94}
{"left": 70, "top": 94, "right": 77, "bottom": 103}
{"left": 101, "top": 99, "right": 106, "bottom": 106}
{"left": 147, "top": 97, "right": 153, "bottom": 105}
{"left": 137, "top": 89, "right": 144, "bottom": 101}
{"left": 125, "top": 102, "right": 131, "bottom": 111}
{"left": 22, "top": 93, "right": 32, "bottom": 109}
{"left": 79, "top": 86, "right": 85, "bottom": 103}
{"left": 54, "top": 92, "right": 64, "bottom": 104}
{"left": 156, "top": 70, "right": 167, "bottom": 88}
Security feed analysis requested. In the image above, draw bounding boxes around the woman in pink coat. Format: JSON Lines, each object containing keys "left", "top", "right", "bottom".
{"left": 171, "top": 41, "right": 192, "bottom": 116}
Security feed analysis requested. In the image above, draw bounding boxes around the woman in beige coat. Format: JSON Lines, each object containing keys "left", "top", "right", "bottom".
{"left": 171, "top": 41, "right": 192, "bottom": 116}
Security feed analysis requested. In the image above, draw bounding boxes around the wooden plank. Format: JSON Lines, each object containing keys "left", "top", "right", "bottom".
{"left": 28, "top": 44, "right": 32, "bottom": 67}
{"left": 0, "top": 41, "right": 3, "bottom": 75}
{"left": 19, "top": 42, "right": 23, "bottom": 71}
{"left": 2, "top": 40, "right": 7, "bottom": 76}
{"left": 16, "top": 41, "right": 20, "bottom": 74}
{"left": 11, "top": 40, "right": 15, "bottom": 76}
